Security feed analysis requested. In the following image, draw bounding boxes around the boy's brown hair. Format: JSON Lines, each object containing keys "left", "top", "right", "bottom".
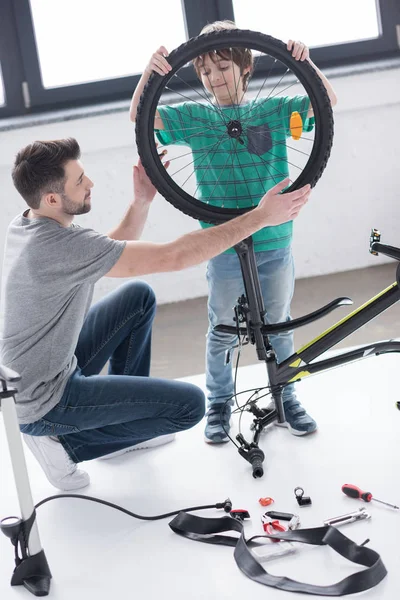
{"left": 12, "top": 138, "right": 81, "bottom": 209}
{"left": 193, "top": 20, "right": 253, "bottom": 92}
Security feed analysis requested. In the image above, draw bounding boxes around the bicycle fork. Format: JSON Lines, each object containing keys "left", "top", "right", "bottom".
{"left": 231, "top": 237, "right": 286, "bottom": 477}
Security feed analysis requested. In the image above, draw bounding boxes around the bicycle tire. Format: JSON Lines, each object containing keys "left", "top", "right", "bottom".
{"left": 136, "top": 29, "right": 334, "bottom": 224}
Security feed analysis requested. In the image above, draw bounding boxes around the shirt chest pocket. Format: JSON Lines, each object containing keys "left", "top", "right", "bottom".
{"left": 246, "top": 123, "right": 273, "bottom": 156}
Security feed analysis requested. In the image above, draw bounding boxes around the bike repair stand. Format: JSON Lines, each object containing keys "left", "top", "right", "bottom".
{"left": 0, "top": 364, "right": 51, "bottom": 596}
{"left": 231, "top": 236, "right": 286, "bottom": 476}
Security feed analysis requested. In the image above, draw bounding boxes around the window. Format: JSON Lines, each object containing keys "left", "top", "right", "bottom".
{"left": 232, "top": 0, "right": 381, "bottom": 47}
{"left": 0, "top": 0, "right": 398, "bottom": 119}
{"left": 29, "top": 0, "right": 187, "bottom": 88}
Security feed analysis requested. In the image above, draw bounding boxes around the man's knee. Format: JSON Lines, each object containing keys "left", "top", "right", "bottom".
{"left": 186, "top": 384, "right": 206, "bottom": 426}
{"left": 120, "top": 280, "right": 156, "bottom": 313}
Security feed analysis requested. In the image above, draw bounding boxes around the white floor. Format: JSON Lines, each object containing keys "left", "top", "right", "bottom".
{"left": 1, "top": 352, "right": 400, "bottom": 599}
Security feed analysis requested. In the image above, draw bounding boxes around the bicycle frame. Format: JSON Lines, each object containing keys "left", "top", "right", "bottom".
{"left": 221, "top": 231, "right": 400, "bottom": 476}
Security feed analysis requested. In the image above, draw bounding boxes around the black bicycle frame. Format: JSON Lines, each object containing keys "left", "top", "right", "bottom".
{"left": 220, "top": 233, "right": 400, "bottom": 476}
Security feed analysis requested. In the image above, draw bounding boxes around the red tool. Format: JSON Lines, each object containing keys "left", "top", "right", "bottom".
{"left": 259, "top": 497, "right": 274, "bottom": 507}
{"left": 342, "top": 484, "right": 399, "bottom": 510}
{"left": 261, "top": 517, "right": 287, "bottom": 542}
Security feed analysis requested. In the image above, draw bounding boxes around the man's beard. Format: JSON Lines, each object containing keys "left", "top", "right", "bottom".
{"left": 61, "top": 192, "right": 91, "bottom": 215}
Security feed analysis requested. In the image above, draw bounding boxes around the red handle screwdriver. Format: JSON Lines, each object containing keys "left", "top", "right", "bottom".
{"left": 342, "top": 484, "right": 399, "bottom": 509}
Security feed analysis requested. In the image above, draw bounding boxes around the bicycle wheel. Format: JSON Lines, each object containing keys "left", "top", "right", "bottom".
{"left": 136, "top": 29, "right": 334, "bottom": 224}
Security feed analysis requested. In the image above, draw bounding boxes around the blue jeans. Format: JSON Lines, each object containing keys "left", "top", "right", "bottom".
{"left": 20, "top": 281, "right": 205, "bottom": 462}
{"left": 206, "top": 246, "right": 295, "bottom": 408}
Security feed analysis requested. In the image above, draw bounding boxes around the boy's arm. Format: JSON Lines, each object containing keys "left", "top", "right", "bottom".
{"left": 129, "top": 46, "right": 171, "bottom": 128}
{"left": 287, "top": 40, "right": 337, "bottom": 116}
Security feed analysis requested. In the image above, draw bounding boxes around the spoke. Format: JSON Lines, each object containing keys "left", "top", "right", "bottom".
{"left": 204, "top": 149, "right": 233, "bottom": 204}
{"left": 246, "top": 142, "right": 279, "bottom": 188}
{"left": 230, "top": 49, "right": 242, "bottom": 120}
{"left": 154, "top": 124, "right": 216, "bottom": 133}
{"left": 241, "top": 106, "right": 312, "bottom": 130}
{"left": 203, "top": 58, "right": 228, "bottom": 124}
{"left": 220, "top": 150, "right": 234, "bottom": 208}
{"left": 169, "top": 139, "right": 219, "bottom": 178}
{"left": 250, "top": 147, "right": 292, "bottom": 180}
{"left": 156, "top": 124, "right": 227, "bottom": 151}
{"left": 171, "top": 133, "right": 228, "bottom": 180}
{"left": 171, "top": 72, "right": 226, "bottom": 118}
{"left": 258, "top": 147, "right": 303, "bottom": 173}
{"left": 229, "top": 138, "right": 239, "bottom": 208}
{"left": 191, "top": 135, "right": 228, "bottom": 195}
{"left": 231, "top": 140, "right": 254, "bottom": 205}
{"left": 197, "top": 77, "right": 229, "bottom": 125}
{"left": 159, "top": 102, "right": 226, "bottom": 134}
{"left": 159, "top": 149, "right": 194, "bottom": 163}
{"left": 241, "top": 102, "right": 299, "bottom": 126}
{"left": 221, "top": 65, "right": 240, "bottom": 119}
{"left": 164, "top": 85, "right": 226, "bottom": 124}
{"left": 236, "top": 48, "right": 262, "bottom": 109}
{"left": 275, "top": 139, "right": 311, "bottom": 158}
{"left": 238, "top": 57, "right": 279, "bottom": 121}
{"left": 262, "top": 67, "right": 290, "bottom": 102}
{"left": 246, "top": 128, "right": 312, "bottom": 158}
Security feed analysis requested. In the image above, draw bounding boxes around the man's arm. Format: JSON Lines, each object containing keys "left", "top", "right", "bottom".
{"left": 129, "top": 46, "right": 171, "bottom": 128}
{"left": 287, "top": 40, "right": 337, "bottom": 116}
{"left": 107, "top": 156, "right": 168, "bottom": 241}
{"left": 106, "top": 178, "right": 310, "bottom": 278}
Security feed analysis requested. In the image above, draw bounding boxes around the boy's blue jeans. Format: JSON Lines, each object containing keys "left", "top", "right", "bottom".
{"left": 206, "top": 246, "right": 295, "bottom": 409}
{"left": 20, "top": 281, "right": 205, "bottom": 463}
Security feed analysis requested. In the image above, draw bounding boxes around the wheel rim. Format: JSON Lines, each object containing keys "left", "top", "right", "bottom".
{"left": 136, "top": 30, "right": 333, "bottom": 224}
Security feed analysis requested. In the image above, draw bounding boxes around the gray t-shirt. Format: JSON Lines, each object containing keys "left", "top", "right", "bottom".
{"left": 0, "top": 212, "right": 126, "bottom": 424}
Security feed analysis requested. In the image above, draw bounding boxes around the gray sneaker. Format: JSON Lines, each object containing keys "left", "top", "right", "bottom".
{"left": 204, "top": 405, "right": 231, "bottom": 444}
{"left": 276, "top": 397, "right": 317, "bottom": 436}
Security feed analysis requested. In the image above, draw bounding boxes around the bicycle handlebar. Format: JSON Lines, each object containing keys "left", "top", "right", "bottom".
{"left": 247, "top": 447, "right": 265, "bottom": 479}
{"left": 370, "top": 242, "right": 400, "bottom": 262}
{"left": 370, "top": 229, "right": 400, "bottom": 261}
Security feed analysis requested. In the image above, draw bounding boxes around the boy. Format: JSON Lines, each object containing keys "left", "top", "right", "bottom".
{"left": 130, "top": 21, "right": 337, "bottom": 443}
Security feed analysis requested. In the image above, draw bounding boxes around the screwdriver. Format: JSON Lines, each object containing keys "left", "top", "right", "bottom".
{"left": 342, "top": 484, "right": 399, "bottom": 510}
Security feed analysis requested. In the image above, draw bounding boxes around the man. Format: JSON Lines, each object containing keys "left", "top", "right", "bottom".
{"left": 0, "top": 138, "right": 310, "bottom": 491}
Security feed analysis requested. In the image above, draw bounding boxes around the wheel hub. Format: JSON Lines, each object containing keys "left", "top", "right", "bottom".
{"left": 227, "top": 120, "right": 243, "bottom": 139}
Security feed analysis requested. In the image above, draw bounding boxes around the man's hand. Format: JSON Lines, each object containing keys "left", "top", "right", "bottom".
{"left": 256, "top": 178, "right": 310, "bottom": 226}
{"left": 287, "top": 40, "right": 310, "bottom": 61}
{"left": 133, "top": 159, "right": 157, "bottom": 205}
{"left": 133, "top": 151, "right": 170, "bottom": 205}
{"left": 145, "top": 46, "right": 172, "bottom": 76}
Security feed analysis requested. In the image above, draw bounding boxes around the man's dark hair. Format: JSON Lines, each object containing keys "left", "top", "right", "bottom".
{"left": 12, "top": 138, "right": 81, "bottom": 209}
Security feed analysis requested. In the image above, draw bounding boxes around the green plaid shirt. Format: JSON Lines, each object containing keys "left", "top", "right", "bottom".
{"left": 156, "top": 96, "right": 314, "bottom": 253}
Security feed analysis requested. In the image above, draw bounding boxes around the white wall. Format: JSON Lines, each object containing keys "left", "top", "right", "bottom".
{"left": 0, "top": 65, "right": 399, "bottom": 305}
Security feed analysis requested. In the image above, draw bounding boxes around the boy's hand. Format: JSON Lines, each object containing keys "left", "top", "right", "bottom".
{"left": 145, "top": 46, "right": 172, "bottom": 76}
{"left": 256, "top": 178, "right": 310, "bottom": 226}
{"left": 287, "top": 40, "right": 310, "bottom": 61}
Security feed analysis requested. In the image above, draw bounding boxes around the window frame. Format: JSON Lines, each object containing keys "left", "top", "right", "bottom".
{"left": 1, "top": 0, "right": 399, "bottom": 119}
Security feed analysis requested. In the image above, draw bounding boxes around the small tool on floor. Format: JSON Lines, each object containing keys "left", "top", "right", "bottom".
{"left": 261, "top": 517, "right": 287, "bottom": 542}
{"left": 323, "top": 507, "right": 371, "bottom": 527}
{"left": 294, "top": 486, "right": 312, "bottom": 507}
{"left": 258, "top": 497, "right": 274, "bottom": 507}
{"left": 264, "top": 511, "right": 300, "bottom": 530}
{"left": 230, "top": 509, "right": 251, "bottom": 521}
{"left": 342, "top": 484, "right": 399, "bottom": 510}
